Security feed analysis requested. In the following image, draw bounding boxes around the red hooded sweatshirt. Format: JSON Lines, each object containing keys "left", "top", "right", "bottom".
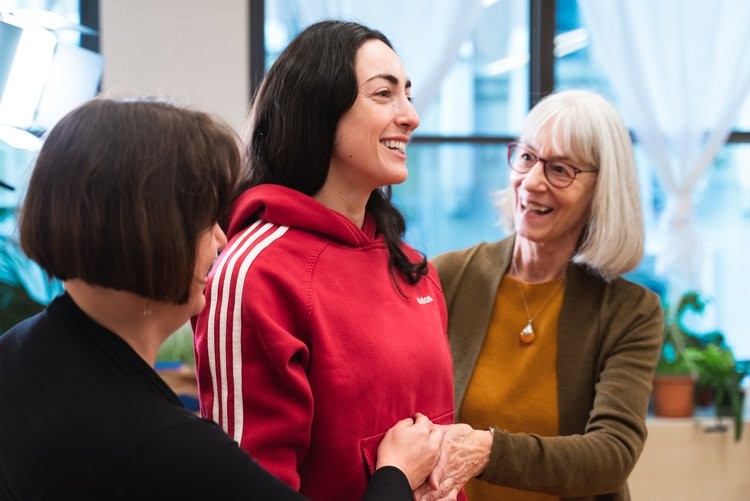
{"left": 194, "top": 184, "right": 456, "bottom": 500}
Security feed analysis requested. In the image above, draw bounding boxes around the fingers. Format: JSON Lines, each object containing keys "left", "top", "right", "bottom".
{"left": 427, "top": 429, "right": 449, "bottom": 489}
{"left": 413, "top": 482, "right": 430, "bottom": 500}
{"left": 438, "top": 488, "right": 459, "bottom": 501}
{"left": 418, "top": 487, "right": 446, "bottom": 501}
{"left": 427, "top": 425, "right": 445, "bottom": 446}
{"left": 394, "top": 416, "right": 417, "bottom": 429}
{"left": 422, "top": 487, "right": 459, "bottom": 501}
{"left": 413, "top": 413, "right": 430, "bottom": 427}
{"left": 396, "top": 413, "right": 431, "bottom": 430}
{"left": 427, "top": 446, "right": 451, "bottom": 490}
{"left": 428, "top": 468, "right": 440, "bottom": 490}
{"left": 419, "top": 483, "right": 459, "bottom": 501}
{"left": 414, "top": 413, "right": 441, "bottom": 435}
{"left": 427, "top": 430, "right": 445, "bottom": 474}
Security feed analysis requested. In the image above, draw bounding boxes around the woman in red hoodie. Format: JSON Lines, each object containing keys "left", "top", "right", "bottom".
{"left": 194, "top": 20, "right": 458, "bottom": 501}
{"left": 0, "top": 98, "right": 440, "bottom": 500}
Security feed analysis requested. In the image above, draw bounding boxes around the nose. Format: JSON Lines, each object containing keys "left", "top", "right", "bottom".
{"left": 520, "top": 160, "right": 548, "bottom": 190}
{"left": 213, "top": 223, "right": 228, "bottom": 248}
{"left": 398, "top": 98, "right": 420, "bottom": 132}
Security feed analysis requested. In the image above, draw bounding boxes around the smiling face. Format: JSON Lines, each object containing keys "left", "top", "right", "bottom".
{"left": 326, "top": 39, "right": 420, "bottom": 199}
{"left": 511, "top": 126, "right": 597, "bottom": 252}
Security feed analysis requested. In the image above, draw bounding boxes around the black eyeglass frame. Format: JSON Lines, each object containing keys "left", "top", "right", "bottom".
{"left": 507, "top": 142, "right": 598, "bottom": 188}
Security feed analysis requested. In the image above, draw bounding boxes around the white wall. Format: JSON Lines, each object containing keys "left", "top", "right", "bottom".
{"left": 99, "top": 0, "right": 249, "bottom": 132}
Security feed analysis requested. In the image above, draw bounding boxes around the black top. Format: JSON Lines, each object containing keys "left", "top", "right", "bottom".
{"left": 0, "top": 293, "right": 411, "bottom": 500}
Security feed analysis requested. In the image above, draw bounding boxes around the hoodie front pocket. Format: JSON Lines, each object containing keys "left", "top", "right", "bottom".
{"left": 359, "top": 409, "right": 455, "bottom": 475}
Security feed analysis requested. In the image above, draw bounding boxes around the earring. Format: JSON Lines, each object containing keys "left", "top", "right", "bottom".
{"left": 143, "top": 302, "right": 152, "bottom": 317}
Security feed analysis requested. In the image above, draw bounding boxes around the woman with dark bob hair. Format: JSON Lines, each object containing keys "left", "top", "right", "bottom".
{"left": 0, "top": 98, "right": 443, "bottom": 500}
{"left": 193, "top": 19, "right": 458, "bottom": 500}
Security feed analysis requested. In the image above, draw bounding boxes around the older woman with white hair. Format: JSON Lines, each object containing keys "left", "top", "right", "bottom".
{"left": 419, "top": 89, "right": 663, "bottom": 501}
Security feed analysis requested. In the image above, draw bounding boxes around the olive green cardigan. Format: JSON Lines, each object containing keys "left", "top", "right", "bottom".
{"left": 431, "top": 237, "right": 663, "bottom": 501}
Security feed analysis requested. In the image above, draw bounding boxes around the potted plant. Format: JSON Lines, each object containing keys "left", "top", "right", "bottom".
{"left": 652, "top": 338, "right": 698, "bottom": 418}
{"left": 652, "top": 295, "right": 700, "bottom": 418}
{"left": 691, "top": 343, "right": 746, "bottom": 441}
{"left": 653, "top": 291, "right": 747, "bottom": 441}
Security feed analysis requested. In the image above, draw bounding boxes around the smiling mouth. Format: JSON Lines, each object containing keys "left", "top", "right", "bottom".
{"left": 522, "top": 200, "right": 553, "bottom": 215}
{"left": 381, "top": 139, "right": 406, "bottom": 154}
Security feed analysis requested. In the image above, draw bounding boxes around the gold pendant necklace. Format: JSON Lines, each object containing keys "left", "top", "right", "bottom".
{"left": 520, "top": 319, "right": 535, "bottom": 344}
{"left": 513, "top": 260, "right": 564, "bottom": 345}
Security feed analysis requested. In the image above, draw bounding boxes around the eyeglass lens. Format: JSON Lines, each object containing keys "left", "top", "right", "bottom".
{"left": 508, "top": 144, "right": 578, "bottom": 188}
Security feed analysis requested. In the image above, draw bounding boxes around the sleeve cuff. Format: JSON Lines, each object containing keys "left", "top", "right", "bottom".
{"left": 362, "top": 466, "right": 412, "bottom": 501}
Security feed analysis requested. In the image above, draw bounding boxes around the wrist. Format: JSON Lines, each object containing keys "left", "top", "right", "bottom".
{"left": 479, "top": 427, "right": 494, "bottom": 475}
{"left": 482, "top": 426, "right": 495, "bottom": 451}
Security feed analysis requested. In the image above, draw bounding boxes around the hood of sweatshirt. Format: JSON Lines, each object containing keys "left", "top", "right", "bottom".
{"left": 226, "top": 184, "right": 379, "bottom": 247}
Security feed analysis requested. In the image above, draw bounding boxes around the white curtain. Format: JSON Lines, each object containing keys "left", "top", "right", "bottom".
{"left": 579, "top": 0, "right": 750, "bottom": 294}
{"left": 292, "top": 0, "right": 485, "bottom": 114}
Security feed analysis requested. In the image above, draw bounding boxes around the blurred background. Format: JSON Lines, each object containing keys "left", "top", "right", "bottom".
{"left": 2, "top": 1, "right": 749, "bottom": 497}
{"left": 4, "top": 0, "right": 749, "bottom": 361}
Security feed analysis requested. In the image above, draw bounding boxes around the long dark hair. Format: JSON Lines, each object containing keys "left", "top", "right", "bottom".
{"left": 240, "top": 20, "right": 427, "bottom": 284}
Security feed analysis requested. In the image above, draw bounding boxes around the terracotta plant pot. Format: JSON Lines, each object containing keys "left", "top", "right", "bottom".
{"left": 652, "top": 374, "right": 695, "bottom": 418}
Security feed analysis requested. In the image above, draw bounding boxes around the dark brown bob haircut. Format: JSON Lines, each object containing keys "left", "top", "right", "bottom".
{"left": 19, "top": 98, "right": 240, "bottom": 304}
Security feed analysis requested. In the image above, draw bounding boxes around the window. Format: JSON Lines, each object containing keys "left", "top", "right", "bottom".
{"left": 255, "top": 0, "right": 750, "bottom": 360}
{"left": 0, "top": 0, "right": 95, "bottom": 332}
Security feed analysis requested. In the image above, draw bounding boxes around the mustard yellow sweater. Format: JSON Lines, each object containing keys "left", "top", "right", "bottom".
{"left": 432, "top": 236, "right": 663, "bottom": 501}
{"left": 461, "top": 275, "right": 564, "bottom": 501}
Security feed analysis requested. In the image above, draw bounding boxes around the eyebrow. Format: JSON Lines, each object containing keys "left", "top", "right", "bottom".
{"left": 363, "top": 73, "right": 412, "bottom": 89}
{"left": 520, "top": 142, "right": 576, "bottom": 163}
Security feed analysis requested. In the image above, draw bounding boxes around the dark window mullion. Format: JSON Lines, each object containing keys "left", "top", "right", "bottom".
{"left": 727, "top": 131, "right": 750, "bottom": 143}
{"left": 249, "top": 0, "right": 265, "bottom": 101}
{"left": 78, "top": 0, "right": 99, "bottom": 52}
{"left": 529, "top": 0, "right": 555, "bottom": 108}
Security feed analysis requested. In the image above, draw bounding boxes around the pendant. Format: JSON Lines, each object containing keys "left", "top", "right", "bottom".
{"left": 520, "top": 321, "right": 535, "bottom": 344}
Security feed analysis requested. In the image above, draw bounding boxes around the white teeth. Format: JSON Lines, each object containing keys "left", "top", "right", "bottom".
{"left": 382, "top": 140, "right": 406, "bottom": 154}
{"left": 524, "top": 201, "right": 552, "bottom": 213}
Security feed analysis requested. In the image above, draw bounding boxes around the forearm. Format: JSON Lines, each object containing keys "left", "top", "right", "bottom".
{"left": 479, "top": 293, "right": 662, "bottom": 495}
{"left": 479, "top": 427, "right": 638, "bottom": 495}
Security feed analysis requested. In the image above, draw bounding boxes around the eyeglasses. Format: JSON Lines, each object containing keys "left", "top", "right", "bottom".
{"left": 507, "top": 142, "right": 598, "bottom": 188}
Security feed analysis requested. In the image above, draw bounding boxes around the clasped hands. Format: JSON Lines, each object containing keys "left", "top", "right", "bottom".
{"left": 413, "top": 423, "right": 493, "bottom": 501}
{"left": 377, "top": 416, "right": 492, "bottom": 501}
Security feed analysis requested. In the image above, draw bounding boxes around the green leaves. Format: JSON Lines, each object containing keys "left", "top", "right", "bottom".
{"left": 657, "top": 291, "right": 746, "bottom": 441}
